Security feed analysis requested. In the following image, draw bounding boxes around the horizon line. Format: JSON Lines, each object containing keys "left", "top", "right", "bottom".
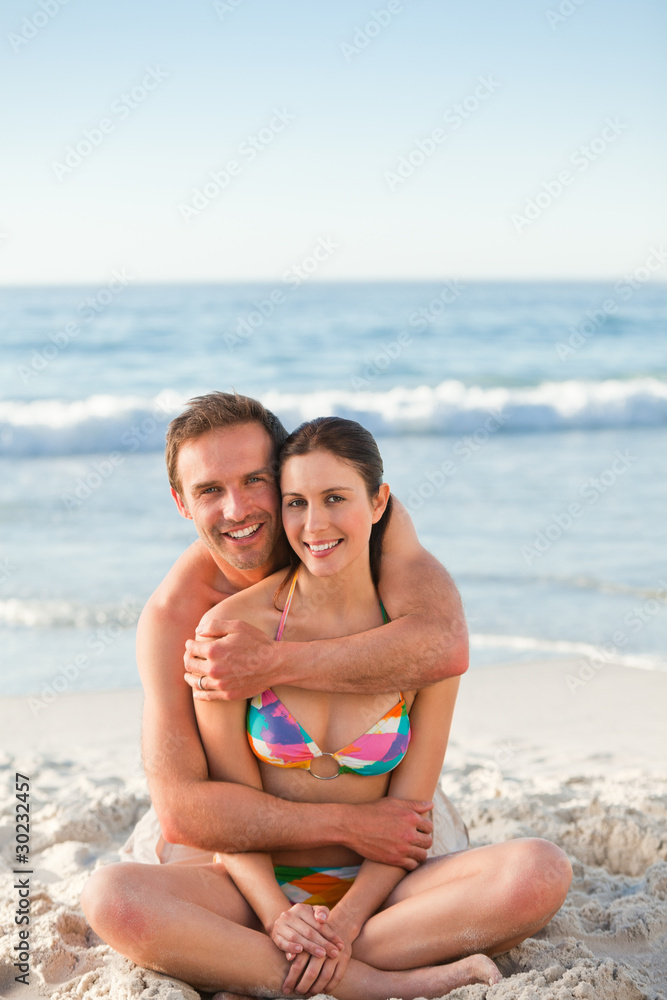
{"left": 3, "top": 275, "right": 666, "bottom": 290}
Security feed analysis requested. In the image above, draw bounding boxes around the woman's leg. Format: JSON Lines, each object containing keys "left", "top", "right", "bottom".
{"left": 81, "top": 861, "right": 499, "bottom": 997}
{"left": 81, "top": 860, "right": 274, "bottom": 991}
{"left": 353, "top": 837, "right": 573, "bottom": 971}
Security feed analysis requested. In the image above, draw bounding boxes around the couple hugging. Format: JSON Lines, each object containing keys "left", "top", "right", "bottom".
{"left": 81, "top": 392, "right": 571, "bottom": 999}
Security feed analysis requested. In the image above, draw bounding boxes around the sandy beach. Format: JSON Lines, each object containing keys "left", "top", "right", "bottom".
{"left": 1, "top": 658, "right": 666, "bottom": 1000}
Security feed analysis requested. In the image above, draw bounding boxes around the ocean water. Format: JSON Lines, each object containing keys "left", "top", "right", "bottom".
{"left": 1, "top": 280, "right": 666, "bottom": 699}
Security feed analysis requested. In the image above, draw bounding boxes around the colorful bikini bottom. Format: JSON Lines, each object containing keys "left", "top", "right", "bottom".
{"left": 274, "top": 865, "right": 361, "bottom": 907}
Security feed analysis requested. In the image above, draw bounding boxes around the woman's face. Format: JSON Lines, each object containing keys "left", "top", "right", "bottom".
{"left": 280, "top": 449, "right": 389, "bottom": 577}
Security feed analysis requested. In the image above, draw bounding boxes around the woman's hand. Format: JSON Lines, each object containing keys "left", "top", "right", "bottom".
{"left": 281, "top": 911, "right": 358, "bottom": 996}
{"left": 282, "top": 942, "right": 352, "bottom": 997}
{"left": 270, "top": 903, "right": 344, "bottom": 963}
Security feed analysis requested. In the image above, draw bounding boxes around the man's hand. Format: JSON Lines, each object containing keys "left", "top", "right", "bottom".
{"left": 184, "top": 619, "right": 278, "bottom": 700}
{"left": 345, "top": 798, "right": 433, "bottom": 869}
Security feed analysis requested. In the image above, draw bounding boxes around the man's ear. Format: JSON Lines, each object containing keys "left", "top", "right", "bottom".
{"left": 371, "top": 482, "right": 391, "bottom": 523}
{"left": 171, "top": 487, "right": 192, "bottom": 520}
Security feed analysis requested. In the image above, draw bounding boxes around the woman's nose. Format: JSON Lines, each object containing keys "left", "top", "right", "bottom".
{"left": 304, "top": 503, "right": 328, "bottom": 534}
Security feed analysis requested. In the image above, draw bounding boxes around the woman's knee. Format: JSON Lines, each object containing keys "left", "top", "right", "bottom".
{"left": 81, "top": 863, "right": 152, "bottom": 949}
{"left": 503, "top": 838, "right": 572, "bottom": 922}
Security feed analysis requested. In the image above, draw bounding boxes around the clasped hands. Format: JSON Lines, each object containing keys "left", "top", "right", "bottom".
{"left": 270, "top": 902, "right": 358, "bottom": 996}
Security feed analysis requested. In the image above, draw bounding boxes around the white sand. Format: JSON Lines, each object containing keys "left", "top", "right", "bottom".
{"left": 1, "top": 659, "right": 666, "bottom": 1000}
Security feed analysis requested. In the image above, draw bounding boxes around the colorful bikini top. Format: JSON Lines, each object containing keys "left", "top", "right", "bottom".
{"left": 246, "top": 570, "right": 411, "bottom": 780}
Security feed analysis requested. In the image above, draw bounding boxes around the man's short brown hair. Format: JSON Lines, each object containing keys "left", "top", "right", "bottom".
{"left": 165, "top": 391, "right": 289, "bottom": 495}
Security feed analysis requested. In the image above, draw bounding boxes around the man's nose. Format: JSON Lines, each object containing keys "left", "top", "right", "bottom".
{"left": 222, "top": 489, "right": 251, "bottom": 523}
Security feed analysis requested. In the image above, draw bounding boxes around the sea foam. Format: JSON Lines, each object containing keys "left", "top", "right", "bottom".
{"left": 1, "top": 378, "right": 665, "bottom": 456}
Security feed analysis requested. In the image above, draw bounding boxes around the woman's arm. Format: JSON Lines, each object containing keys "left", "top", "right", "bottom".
{"left": 193, "top": 695, "right": 288, "bottom": 931}
{"left": 284, "top": 676, "right": 461, "bottom": 995}
{"left": 194, "top": 692, "right": 343, "bottom": 961}
{"left": 332, "top": 676, "right": 461, "bottom": 935}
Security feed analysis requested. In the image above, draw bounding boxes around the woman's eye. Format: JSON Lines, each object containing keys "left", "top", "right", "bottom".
{"left": 326, "top": 495, "right": 344, "bottom": 503}
{"left": 286, "top": 498, "right": 306, "bottom": 507}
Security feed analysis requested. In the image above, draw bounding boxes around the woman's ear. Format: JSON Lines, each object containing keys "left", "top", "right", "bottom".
{"left": 371, "top": 483, "right": 391, "bottom": 523}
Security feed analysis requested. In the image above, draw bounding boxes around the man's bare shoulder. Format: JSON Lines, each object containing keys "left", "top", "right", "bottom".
{"left": 144, "top": 540, "right": 234, "bottom": 624}
{"left": 137, "top": 542, "right": 236, "bottom": 691}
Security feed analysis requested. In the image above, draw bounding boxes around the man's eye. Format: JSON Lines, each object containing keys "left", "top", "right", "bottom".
{"left": 248, "top": 476, "right": 263, "bottom": 484}
{"left": 202, "top": 487, "right": 220, "bottom": 494}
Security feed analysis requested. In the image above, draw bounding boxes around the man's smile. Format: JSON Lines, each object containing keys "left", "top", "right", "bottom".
{"left": 224, "top": 522, "right": 263, "bottom": 541}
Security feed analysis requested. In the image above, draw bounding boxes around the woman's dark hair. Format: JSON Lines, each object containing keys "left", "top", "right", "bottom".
{"left": 278, "top": 416, "right": 393, "bottom": 588}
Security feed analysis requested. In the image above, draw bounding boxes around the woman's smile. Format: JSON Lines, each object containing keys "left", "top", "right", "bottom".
{"left": 303, "top": 538, "right": 343, "bottom": 555}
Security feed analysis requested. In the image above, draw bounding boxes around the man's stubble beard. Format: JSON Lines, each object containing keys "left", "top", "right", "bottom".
{"left": 206, "top": 521, "right": 280, "bottom": 572}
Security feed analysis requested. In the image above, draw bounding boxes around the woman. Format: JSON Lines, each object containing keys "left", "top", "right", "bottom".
{"left": 190, "top": 417, "right": 570, "bottom": 998}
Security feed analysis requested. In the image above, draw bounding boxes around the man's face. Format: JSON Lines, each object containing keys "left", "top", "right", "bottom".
{"left": 172, "top": 422, "right": 282, "bottom": 571}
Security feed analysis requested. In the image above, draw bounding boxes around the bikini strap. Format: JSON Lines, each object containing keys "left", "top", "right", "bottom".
{"left": 276, "top": 569, "right": 299, "bottom": 641}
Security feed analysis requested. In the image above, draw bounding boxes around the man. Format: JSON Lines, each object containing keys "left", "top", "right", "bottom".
{"left": 134, "top": 391, "right": 468, "bottom": 866}
{"left": 82, "top": 392, "right": 572, "bottom": 991}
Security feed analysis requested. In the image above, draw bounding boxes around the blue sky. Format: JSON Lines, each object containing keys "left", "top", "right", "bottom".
{"left": 1, "top": 0, "right": 665, "bottom": 283}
